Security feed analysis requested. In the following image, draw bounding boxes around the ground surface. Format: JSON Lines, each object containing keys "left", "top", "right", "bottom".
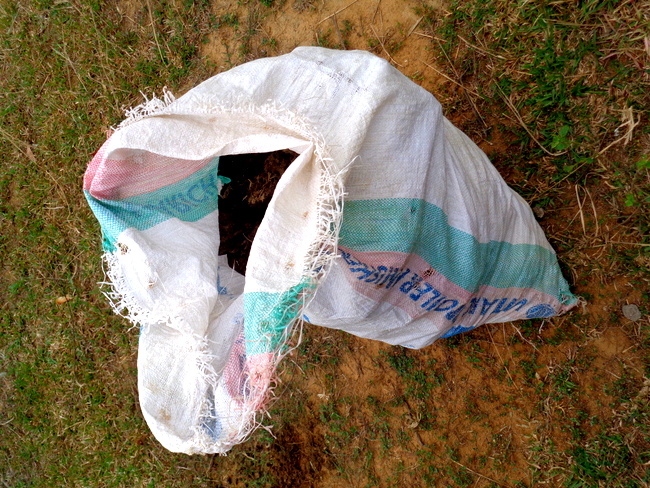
{"left": 0, "top": 0, "right": 648, "bottom": 487}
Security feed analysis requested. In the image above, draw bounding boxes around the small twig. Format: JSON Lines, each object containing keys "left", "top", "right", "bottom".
{"left": 495, "top": 84, "right": 567, "bottom": 157}
{"left": 488, "top": 328, "right": 517, "bottom": 387}
{"left": 448, "top": 458, "right": 513, "bottom": 488}
{"left": 457, "top": 34, "right": 507, "bottom": 60}
{"left": 241, "top": 451, "right": 255, "bottom": 461}
{"left": 317, "top": 0, "right": 361, "bottom": 25}
{"left": 575, "top": 185, "right": 587, "bottom": 236}
{"left": 622, "top": 344, "right": 639, "bottom": 354}
{"left": 609, "top": 241, "right": 650, "bottom": 247}
{"left": 145, "top": 0, "right": 167, "bottom": 65}
{"left": 414, "top": 31, "right": 434, "bottom": 39}
{"left": 206, "top": 455, "right": 216, "bottom": 477}
{"left": 405, "top": 16, "right": 423, "bottom": 41}
{"left": 372, "top": 0, "right": 381, "bottom": 24}
{"left": 370, "top": 25, "right": 403, "bottom": 67}
{"left": 531, "top": 159, "right": 592, "bottom": 200}
{"left": 331, "top": 15, "right": 346, "bottom": 49}
{"left": 423, "top": 62, "right": 479, "bottom": 96}
{"left": 511, "top": 324, "right": 538, "bottom": 352}
{"left": 584, "top": 186, "right": 600, "bottom": 236}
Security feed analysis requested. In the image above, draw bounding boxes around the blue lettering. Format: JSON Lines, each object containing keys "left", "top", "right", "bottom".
{"left": 375, "top": 266, "right": 392, "bottom": 286}
{"left": 340, "top": 250, "right": 355, "bottom": 265}
{"left": 480, "top": 298, "right": 501, "bottom": 315}
{"left": 400, "top": 273, "right": 422, "bottom": 294}
{"left": 200, "top": 173, "right": 218, "bottom": 197}
{"left": 188, "top": 182, "right": 210, "bottom": 203}
{"left": 421, "top": 290, "right": 442, "bottom": 310}
{"left": 385, "top": 268, "right": 410, "bottom": 290}
{"left": 462, "top": 297, "right": 481, "bottom": 317}
{"left": 433, "top": 299, "right": 459, "bottom": 312}
{"left": 446, "top": 304, "right": 466, "bottom": 322}
{"left": 178, "top": 193, "right": 193, "bottom": 212}
{"left": 160, "top": 194, "right": 188, "bottom": 214}
{"left": 352, "top": 263, "right": 373, "bottom": 281}
{"left": 365, "top": 267, "right": 381, "bottom": 283}
{"left": 498, "top": 297, "right": 528, "bottom": 313}
{"left": 158, "top": 199, "right": 175, "bottom": 215}
{"left": 409, "top": 282, "right": 434, "bottom": 302}
{"left": 374, "top": 266, "right": 388, "bottom": 284}
{"left": 512, "top": 298, "right": 528, "bottom": 311}
{"left": 490, "top": 298, "right": 509, "bottom": 314}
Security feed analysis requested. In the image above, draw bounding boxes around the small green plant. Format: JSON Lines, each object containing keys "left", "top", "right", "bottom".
{"left": 315, "top": 29, "right": 333, "bottom": 48}
{"left": 382, "top": 348, "right": 441, "bottom": 400}
{"left": 220, "top": 12, "right": 240, "bottom": 28}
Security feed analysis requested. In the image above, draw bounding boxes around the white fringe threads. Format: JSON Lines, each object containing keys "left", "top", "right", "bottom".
{"left": 117, "top": 88, "right": 177, "bottom": 129}
{"left": 99, "top": 91, "right": 347, "bottom": 455}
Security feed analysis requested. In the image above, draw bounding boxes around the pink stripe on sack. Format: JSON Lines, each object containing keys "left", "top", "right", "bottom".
{"left": 84, "top": 140, "right": 214, "bottom": 200}
{"left": 337, "top": 247, "right": 563, "bottom": 325}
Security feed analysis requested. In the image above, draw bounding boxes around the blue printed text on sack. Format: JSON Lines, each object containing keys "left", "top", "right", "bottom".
{"left": 340, "top": 250, "right": 529, "bottom": 323}
{"left": 140, "top": 172, "right": 223, "bottom": 217}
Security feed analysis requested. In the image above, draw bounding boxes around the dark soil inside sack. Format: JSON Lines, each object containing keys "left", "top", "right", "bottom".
{"left": 217, "top": 150, "right": 298, "bottom": 275}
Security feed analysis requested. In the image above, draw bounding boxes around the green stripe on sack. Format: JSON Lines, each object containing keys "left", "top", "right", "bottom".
{"left": 243, "top": 280, "right": 311, "bottom": 357}
{"left": 84, "top": 157, "right": 227, "bottom": 252}
{"left": 339, "top": 198, "right": 575, "bottom": 301}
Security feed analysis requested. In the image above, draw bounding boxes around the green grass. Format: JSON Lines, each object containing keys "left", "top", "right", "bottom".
{"left": 0, "top": 1, "right": 216, "bottom": 486}
{"left": 434, "top": 0, "right": 649, "bottom": 238}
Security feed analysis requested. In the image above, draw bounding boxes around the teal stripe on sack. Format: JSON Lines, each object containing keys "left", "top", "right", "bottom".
{"left": 84, "top": 157, "right": 227, "bottom": 252}
{"left": 339, "top": 198, "right": 575, "bottom": 302}
{"left": 243, "top": 281, "right": 311, "bottom": 357}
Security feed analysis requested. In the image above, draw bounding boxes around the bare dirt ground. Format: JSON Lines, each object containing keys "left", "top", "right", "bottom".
{"left": 199, "top": 0, "right": 446, "bottom": 89}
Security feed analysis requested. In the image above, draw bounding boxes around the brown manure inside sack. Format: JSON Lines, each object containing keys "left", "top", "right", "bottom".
{"left": 217, "top": 150, "right": 298, "bottom": 275}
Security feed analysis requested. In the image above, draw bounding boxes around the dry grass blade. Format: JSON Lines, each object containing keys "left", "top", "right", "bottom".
{"left": 575, "top": 185, "right": 587, "bottom": 236}
{"left": 457, "top": 34, "right": 507, "bottom": 60}
{"left": 145, "top": 0, "right": 167, "bottom": 65}
{"left": 487, "top": 328, "right": 517, "bottom": 388}
{"left": 609, "top": 241, "right": 650, "bottom": 247}
{"left": 331, "top": 15, "right": 346, "bottom": 49}
{"left": 422, "top": 61, "right": 479, "bottom": 97}
{"left": 530, "top": 159, "right": 593, "bottom": 200}
{"left": 404, "top": 16, "right": 423, "bottom": 41}
{"left": 448, "top": 458, "right": 514, "bottom": 488}
{"left": 433, "top": 37, "right": 486, "bottom": 127}
{"left": 494, "top": 84, "right": 567, "bottom": 157}
{"left": 598, "top": 107, "right": 640, "bottom": 154}
{"left": 316, "top": 0, "right": 361, "bottom": 25}
{"left": 370, "top": 25, "right": 403, "bottom": 67}
{"left": 511, "top": 324, "right": 538, "bottom": 352}
{"left": 0, "top": 127, "right": 35, "bottom": 159}
{"left": 584, "top": 186, "right": 600, "bottom": 236}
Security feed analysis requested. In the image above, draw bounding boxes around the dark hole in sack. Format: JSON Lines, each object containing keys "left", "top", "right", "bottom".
{"left": 218, "top": 150, "right": 298, "bottom": 275}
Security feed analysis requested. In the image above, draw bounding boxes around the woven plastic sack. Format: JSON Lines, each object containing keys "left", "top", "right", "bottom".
{"left": 83, "top": 47, "right": 577, "bottom": 454}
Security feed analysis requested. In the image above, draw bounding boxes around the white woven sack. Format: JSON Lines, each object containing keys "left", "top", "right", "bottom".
{"left": 84, "top": 47, "right": 577, "bottom": 454}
